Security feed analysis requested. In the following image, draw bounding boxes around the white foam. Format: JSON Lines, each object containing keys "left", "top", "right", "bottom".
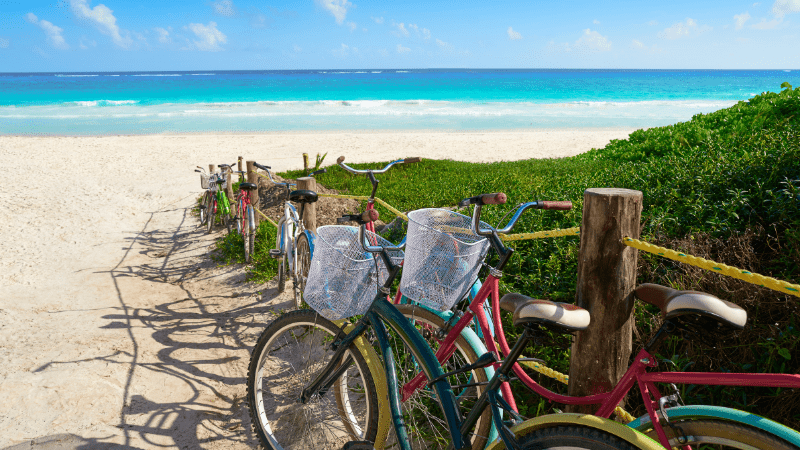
{"left": 130, "top": 74, "right": 182, "bottom": 77}
{"left": 55, "top": 74, "right": 99, "bottom": 77}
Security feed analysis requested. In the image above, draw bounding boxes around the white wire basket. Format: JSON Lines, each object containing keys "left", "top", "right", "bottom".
{"left": 304, "top": 225, "right": 404, "bottom": 320}
{"left": 399, "top": 208, "right": 491, "bottom": 311}
{"left": 200, "top": 173, "right": 209, "bottom": 189}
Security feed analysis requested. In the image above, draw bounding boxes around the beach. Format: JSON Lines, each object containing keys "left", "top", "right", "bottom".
{"left": 0, "top": 129, "right": 634, "bottom": 449}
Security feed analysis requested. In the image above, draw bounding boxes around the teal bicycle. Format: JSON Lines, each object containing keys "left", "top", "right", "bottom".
{"left": 246, "top": 207, "right": 663, "bottom": 450}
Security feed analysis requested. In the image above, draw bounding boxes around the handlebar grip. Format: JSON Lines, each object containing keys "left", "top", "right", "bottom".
{"left": 253, "top": 162, "right": 271, "bottom": 171}
{"left": 540, "top": 201, "right": 572, "bottom": 210}
{"left": 404, "top": 157, "right": 422, "bottom": 163}
{"left": 362, "top": 209, "right": 379, "bottom": 223}
{"left": 311, "top": 168, "right": 327, "bottom": 176}
{"left": 481, "top": 193, "right": 507, "bottom": 205}
{"left": 337, "top": 156, "right": 346, "bottom": 164}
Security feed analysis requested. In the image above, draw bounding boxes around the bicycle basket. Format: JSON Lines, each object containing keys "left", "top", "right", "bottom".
{"left": 200, "top": 173, "right": 209, "bottom": 189}
{"left": 399, "top": 208, "right": 490, "bottom": 311}
{"left": 304, "top": 225, "right": 404, "bottom": 320}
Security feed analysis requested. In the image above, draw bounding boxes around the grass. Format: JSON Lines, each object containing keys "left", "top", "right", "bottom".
{"left": 282, "top": 83, "right": 800, "bottom": 426}
{"left": 210, "top": 83, "right": 799, "bottom": 426}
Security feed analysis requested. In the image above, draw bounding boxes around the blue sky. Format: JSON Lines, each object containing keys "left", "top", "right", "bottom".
{"left": 1, "top": 0, "right": 799, "bottom": 72}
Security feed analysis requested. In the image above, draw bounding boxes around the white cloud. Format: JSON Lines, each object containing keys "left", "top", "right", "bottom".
{"left": 734, "top": 12, "right": 752, "bottom": 29}
{"left": 734, "top": 12, "right": 753, "bottom": 29}
{"left": 347, "top": 21, "right": 357, "bottom": 31}
{"left": 658, "top": 18, "right": 710, "bottom": 39}
{"left": 0, "top": 37, "right": 9, "bottom": 48}
{"left": 315, "top": 0, "right": 351, "bottom": 25}
{"left": 70, "top": 0, "right": 132, "bottom": 48}
{"left": 396, "top": 43, "right": 410, "bottom": 53}
{"left": 436, "top": 38, "right": 452, "bottom": 51}
{"left": 772, "top": 0, "right": 800, "bottom": 17}
{"left": 187, "top": 22, "right": 226, "bottom": 51}
{"left": 371, "top": 16, "right": 384, "bottom": 24}
{"left": 422, "top": 28, "right": 431, "bottom": 39}
{"left": 507, "top": 26, "right": 522, "bottom": 40}
{"left": 631, "top": 39, "right": 661, "bottom": 53}
{"left": 212, "top": 0, "right": 236, "bottom": 17}
{"left": 378, "top": 48, "right": 389, "bottom": 57}
{"left": 575, "top": 28, "right": 611, "bottom": 51}
{"left": 648, "top": 20, "right": 658, "bottom": 26}
{"left": 332, "top": 43, "right": 349, "bottom": 56}
{"left": 293, "top": 44, "right": 302, "bottom": 52}
{"left": 26, "top": 13, "right": 69, "bottom": 50}
{"left": 154, "top": 27, "right": 170, "bottom": 44}
{"left": 79, "top": 36, "right": 97, "bottom": 48}
{"left": 393, "top": 22, "right": 409, "bottom": 37}
{"left": 754, "top": 2, "right": 761, "bottom": 6}
{"left": 593, "top": 19, "right": 600, "bottom": 24}
{"left": 751, "top": 17, "right": 784, "bottom": 28}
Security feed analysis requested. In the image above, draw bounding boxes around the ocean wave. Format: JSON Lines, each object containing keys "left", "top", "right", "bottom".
{"left": 70, "top": 100, "right": 139, "bottom": 107}
{"left": 130, "top": 73, "right": 182, "bottom": 77}
{"left": 55, "top": 74, "right": 99, "bottom": 77}
{"left": 190, "top": 73, "right": 216, "bottom": 76}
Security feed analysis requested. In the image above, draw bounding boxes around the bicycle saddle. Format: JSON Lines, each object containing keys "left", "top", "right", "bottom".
{"left": 289, "top": 189, "right": 318, "bottom": 204}
{"left": 499, "top": 293, "right": 590, "bottom": 332}
{"left": 239, "top": 182, "right": 257, "bottom": 191}
{"left": 634, "top": 283, "right": 746, "bottom": 329}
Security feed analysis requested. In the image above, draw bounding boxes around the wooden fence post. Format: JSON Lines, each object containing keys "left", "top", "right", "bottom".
{"left": 237, "top": 156, "right": 243, "bottom": 173}
{"left": 303, "top": 153, "right": 309, "bottom": 174}
{"left": 246, "top": 161, "right": 261, "bottom": 228}
{"left": 208, "top": 164, "right": 215, "bottom": 175}
{"left": 224, "top": 165, "right": 234, "bottom": 202}
{"left": 296, "top": 177, "right": 317, "bottom": 233}
{"left": 567, "top": 188, "right": 642, "bottom": 413}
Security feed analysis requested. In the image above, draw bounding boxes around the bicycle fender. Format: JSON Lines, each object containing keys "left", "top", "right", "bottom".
{"left": 334, "top": 319, "right": 391, "bottom": 450}
{"left": 627, "top": 404, "right": 800, "bottom": 446}
{"left": 303, "top": 229, "right": 316, "bottom": 257}
{"left": 484, "top": 413, "right": 663, "bottom": 450}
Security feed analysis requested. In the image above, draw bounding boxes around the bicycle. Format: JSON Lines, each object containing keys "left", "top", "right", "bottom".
{"left": 194, "top": 165, "right": 232, "bottom": 233}
{"left": 217, "top": 163, "right": 260, "bottom": 263}
{"left": 252, "top": 161, "right": 325, "bottom": 308}
{"left": 398, "top": 192, "right": 800, "bottom": 450}
{"left": 246, "top": 207, "right": 664, "bottom": 450}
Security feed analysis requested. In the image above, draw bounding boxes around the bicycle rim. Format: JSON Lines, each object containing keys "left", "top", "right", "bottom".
{"left": 641, "top": 419, "right": 799, "bottom": 450}
{"left": 247, "top": 310, "right": 379, "bottom": 449}
{"left": 294, "top": 233, "right": 311, "bottom": 309}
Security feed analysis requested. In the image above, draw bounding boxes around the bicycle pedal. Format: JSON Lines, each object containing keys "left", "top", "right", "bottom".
{"left": 268, "top": 249, "right": 283, "bottom": 258}
{"left": 342, "top": 441, "right": 373, "bottom": 450}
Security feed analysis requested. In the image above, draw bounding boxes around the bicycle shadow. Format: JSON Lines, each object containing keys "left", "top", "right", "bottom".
{"left": 26, "top": 200, "right": 297, "bottom": 449}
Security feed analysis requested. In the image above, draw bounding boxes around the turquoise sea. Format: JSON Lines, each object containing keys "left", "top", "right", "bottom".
{"left": 0, "top": 69, "right": 796, "bottom": 135}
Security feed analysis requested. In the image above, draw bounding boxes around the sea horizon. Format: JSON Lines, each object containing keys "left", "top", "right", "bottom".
{"left": 1, "top": 68, "right": 796, "bottom": 136}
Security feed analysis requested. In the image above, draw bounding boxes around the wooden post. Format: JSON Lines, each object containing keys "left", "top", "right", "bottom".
{"left": 246, "top": 161, "right": 261, "bottom": 227}
{"left": 237, "top": 156, "right": 243, "bottom": 173}
{"left": 303, "top": 153, "right": 309, "bottom": 174}
{"left": 208, "top": 164, "right": 215, "bottom": 175}
{"left": 296, "top": 177, "right": 317, "bottom": 233}
{"left": 567, "top": 188, "right": 642, "bottom": 413}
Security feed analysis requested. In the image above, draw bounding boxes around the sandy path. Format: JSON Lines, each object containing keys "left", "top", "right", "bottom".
{"left": 0, "top": 129, "right": 632, "bottom": 449}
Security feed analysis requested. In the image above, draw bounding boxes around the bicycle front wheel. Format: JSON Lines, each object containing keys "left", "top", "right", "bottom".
{"left": 517, "top": 425, "right": 640, "bottom": 449}
{"left": 383, "top": 304, "right": 492, "bottom": 450}
{"left": 206, "top": 195, "right": 215, "bottom": 233}
{"left": 244, "top": 205, "right": 255, "bottom": 263}
{"left": 199, "top": 193, "right": 208, "bottom": 226}
{"left": 294, "top": 232, "right": 311, "bottom": 309}
{"left": 247, "top": 310, "right": 380, "bottom": 450}
{"left": 639, "top": 419, "right": 799, "bottom": 449}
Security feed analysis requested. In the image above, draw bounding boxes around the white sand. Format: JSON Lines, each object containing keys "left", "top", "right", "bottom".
{"left": 0, "top": 129, "right": 633, "bottom": 449}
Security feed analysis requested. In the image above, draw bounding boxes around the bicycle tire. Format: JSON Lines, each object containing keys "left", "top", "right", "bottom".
{"left": 294, "top": 233, "right": 311, "bottom": 309}
{"left": 199, "top": 192, "right": 208, "bottom": 226}
{"left": 244, "top": 205, "right": 254, "bottom": 263}
{"left": 247, "top": 310, "right": 380, "bottom": 450}
{"left": 206, "top": 195, "right": 215, "bottom": 234}
{"left": 639, "top": 418, "right": 799, "bottom": 449}
{"left": 516, "top": 424, "right": 640, "bottom": 449}
{"left": 276, "top": 221, "right": 287, "bottom": 292}
{"left": 382, "top": 304, "right": 492, "bottom": 450}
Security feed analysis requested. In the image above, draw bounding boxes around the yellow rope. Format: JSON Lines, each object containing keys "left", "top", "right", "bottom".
{"left": 500, "top": 227, "right": 581, "bottom": 241}
{"left": 624, "top": 237, "right": 800, "bottom": 298}
{"left": 253, "top": 208, "right": 278, "bottom": 228}
{"left": 318, "top": 194, "right": 410, "bottom": 222}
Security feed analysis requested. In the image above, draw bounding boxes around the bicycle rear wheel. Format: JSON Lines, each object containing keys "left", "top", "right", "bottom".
{"left": 247, "top": 310, "right": 379, "bottom": 450}
{"left": 276, "top": 221, "right": 287, "bottom": 292}
{"left": 206, "top": 195, "right": 215, "bottom": 233}
{"left": 383, "top": 304, "right": 492, "bottom": 450}
{"left": 294, "top": 232, "right": 311, "bottom": 309}
{"left": 199, "top": 192, "right": 208, "bottom": 226}
{"left": 639, "top": 419, "right": 799, "bottom": 449}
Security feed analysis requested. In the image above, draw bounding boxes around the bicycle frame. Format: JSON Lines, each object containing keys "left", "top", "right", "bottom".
{"left": 403, "top": 270, "right": 800, "bottom": 449}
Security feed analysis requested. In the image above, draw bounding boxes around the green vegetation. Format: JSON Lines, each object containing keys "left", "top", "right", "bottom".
{"left": 283, "top": 83, "right": 800, "bottom": 426}
{"left": 213, "top": 221, "right": 278, "bottom": 283}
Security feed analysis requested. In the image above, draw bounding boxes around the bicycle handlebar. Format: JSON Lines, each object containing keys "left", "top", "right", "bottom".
{"left": 463, "top": 193, "right": 573, "bottom": 237}
{"left": 336, "top": 155, "right": 421, "bottom": 175}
